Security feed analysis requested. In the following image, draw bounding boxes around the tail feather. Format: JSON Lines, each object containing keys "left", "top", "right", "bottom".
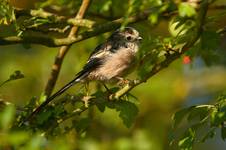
{"left": 25, "top": 71, "right": 88, "bottom": 122}
{"left": 45, "top": 77, "right": 79, "bottom": 102}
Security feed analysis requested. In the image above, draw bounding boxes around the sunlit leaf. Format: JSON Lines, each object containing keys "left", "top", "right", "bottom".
{"left": 178, "top": 3, "right": 196, "bottom": 17}
{"left": 178, "top": 128, "right": 195, "bottom": 150}
{"left": 100, "top": 0, "right": 112, "bottom": 13}
{"left": 210, "top": 108, "right": 226, "bottom": 127}
{"left": 148, "top": 13, "right": 158, "bottom": 25}
{"left": 0, "top": 0, "right": 15, "bottom": 25}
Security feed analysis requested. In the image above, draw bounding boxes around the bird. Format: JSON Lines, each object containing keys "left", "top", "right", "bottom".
{"left": 48, "top": 27, "right": 142, "bottom": 100}
{"left": 26, "top": 27, "right": 142, "bottom": 121}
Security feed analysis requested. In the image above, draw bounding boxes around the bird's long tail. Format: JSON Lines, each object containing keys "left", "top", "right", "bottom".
{"left": 25, "top": 72, "right": 88, "bottom": 123}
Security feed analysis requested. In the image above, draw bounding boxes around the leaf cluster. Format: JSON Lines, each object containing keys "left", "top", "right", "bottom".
{"left": 172, "top": 94, "right": 226, "bottom": 150}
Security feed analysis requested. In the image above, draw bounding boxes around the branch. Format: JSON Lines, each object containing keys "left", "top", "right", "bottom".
{"left": 44, "top": 0, "right": 91, "bottom": 98}
{"left": 114, "top": 0, "right": 209, "bottom": 99}
{"left": 0, "top": 10, "right": 150, "bottom": 47}
{"left": 45, "top": 0, "right": 210, "bottom": 129}
{"left": 23, "top": 0, "right": 92, "bottom": 123}
{"left": 16, "top": 9, "right": 95, "bottom": 28}
{"left": 110, "top": 0, "right": 210, "bottom": 99}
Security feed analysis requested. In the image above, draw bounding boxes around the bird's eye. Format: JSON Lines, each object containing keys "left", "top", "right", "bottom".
{"left": 126, "top": 36, "right": 132, "bottom": 41}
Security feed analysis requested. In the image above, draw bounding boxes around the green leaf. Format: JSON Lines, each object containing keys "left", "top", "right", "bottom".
{"left": 187, "top": 105, "right": 211, "bottom": 122}
{"left": 100, "top": 0, "right": 112, "bottom": 13}
{"left": 173, "top": 107, "right": 193, "bottom": 128}
{"left": 0, "top": 105, "right": 15, "bottom": 130}
{"left": 109, "top": 100, "right": 138, "bottom": 128}
{"left": 178, "top": 128, "right": 195, "bottom": 150}
{"left": 73, "top": 117, "right": 91, "bottom": 134}
{"left": 148, "top": 13, "right": 159, "bottom": 25}
{"left": 94, "top": 91, "right": 107, "bottom": 112}
{"left": 38, "top": 92, "right": 47, "bottom": 104}
{"left": 0, "top": 0, "right": 15, "bottom": 25}
{"left": 36, "top": 109, "right": 53, "bottom": 125}
{"left": 210, "top": 107, "right": 226, "bottom": 127}
{"left": 178, "top": 3, "right": 196, "bottom": 17}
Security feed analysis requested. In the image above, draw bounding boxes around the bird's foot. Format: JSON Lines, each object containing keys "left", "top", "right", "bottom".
{"left": 82, "top": 95, "right": 94, "bottom": 108}
{"left": 116, "top": 77, "right": 131, "bottom": 86}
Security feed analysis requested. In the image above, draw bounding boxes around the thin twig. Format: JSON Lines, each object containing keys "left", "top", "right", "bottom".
{"left": 44, "top": 0, "right": 91, "bottom": 98}
{"left": 16, "top": 9, "right": 95, "bottom": 28}
{"left": 0, "top": 10, "right": 151, "bottom": 46}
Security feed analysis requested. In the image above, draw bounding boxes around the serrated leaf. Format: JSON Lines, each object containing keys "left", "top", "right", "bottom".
{"left": 110, "top": 100, "right": 138, "bottom": 128}
{"left": 93, "top": 91, "right": 107, "bottom": 112}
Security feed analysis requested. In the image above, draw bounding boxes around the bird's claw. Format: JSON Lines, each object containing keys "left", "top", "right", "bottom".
{"left": 82, "top": 95, "right": 94, "bottom": 108}
{"left": 116, "top": 77, "right": 131, "bottom": 86}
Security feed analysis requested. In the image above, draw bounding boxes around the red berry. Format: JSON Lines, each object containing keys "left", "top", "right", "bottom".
{"left": 183, "top": 56, "right": 191, "bottom": 64}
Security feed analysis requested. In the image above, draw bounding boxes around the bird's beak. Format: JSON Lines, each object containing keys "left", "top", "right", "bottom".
{"left": 137, "top": 36, "right": 142, "bottom": 41}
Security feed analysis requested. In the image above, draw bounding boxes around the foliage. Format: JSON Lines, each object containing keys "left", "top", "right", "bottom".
{"left": 172, "top": 94, "right": 226, "bottom": 150}
{"left": 0, "top": 0, "right": 15, "bottom": 25}
{"left": 0, "top": 0, "right": 226, "bottom": 149}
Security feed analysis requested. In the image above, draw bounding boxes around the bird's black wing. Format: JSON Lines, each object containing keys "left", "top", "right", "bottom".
{"left": 75, "top": 57, "right": 103, "bottom": 81}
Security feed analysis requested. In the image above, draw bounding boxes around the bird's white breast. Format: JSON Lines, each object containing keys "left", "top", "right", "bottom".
{"left": 88, "top": 44, "right": 138, "bottom": 81}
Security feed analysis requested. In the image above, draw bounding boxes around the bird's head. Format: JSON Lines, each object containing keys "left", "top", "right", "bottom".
{"left": 109, "top": 27, "right": 142, "bottom": 43}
